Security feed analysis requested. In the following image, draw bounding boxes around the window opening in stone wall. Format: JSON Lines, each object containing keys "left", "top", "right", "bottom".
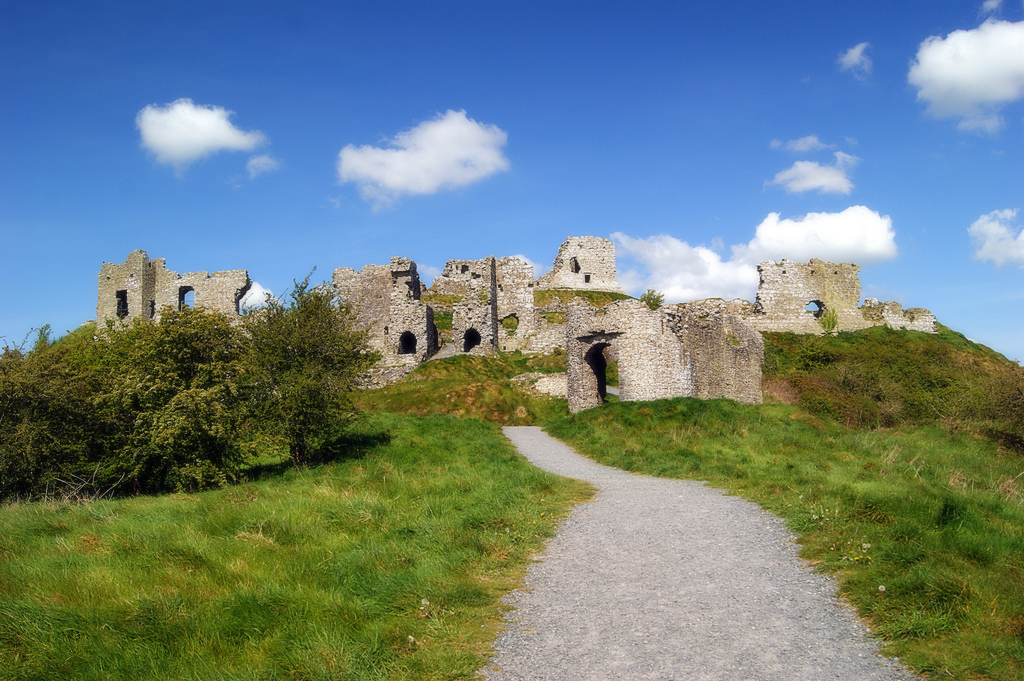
{"left": 115, "top": 290, "right": 128, "bottom": 319}
{"left": 179, "top": 286, "right": 195, "bottom": 310}
{"left": 464, "top": 328, "right": 481, "bottom": 352}
{"left": 149, "top": 301, "right": 156, "bottom": 318}
{"left": 398, "top": 331, "right": 417, "bottom": 355}
{"left": 806, "top": 301, "right": 824, "bottom": 317}
{"left": 584, "top": 343, "right": 609, "bottom": 401}
{"left": 569, "top": 257, "right": 580, "bottom": 273}
{"left": 461, "top": 265, "right": 469, "bottom": 274}
{"left": 584, "top": 273, "right": 591, "bottom": 283}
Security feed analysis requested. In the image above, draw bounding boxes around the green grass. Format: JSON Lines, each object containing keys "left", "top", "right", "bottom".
{"left": 420, "top": 293, "right": 463, "bottom": 308}
{"left": 532, "top": 289, "right": 631, "bottom": 308}
{"left": 0, "top": 413, "right": 591, "bottom": 680}
{"left": 354, "top": 351, "right": 568, "bottom": 424}
{"left": 545, "top": 398, "right": 1024, "bottom": 680}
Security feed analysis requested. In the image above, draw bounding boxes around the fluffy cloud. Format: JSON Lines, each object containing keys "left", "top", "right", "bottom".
{"left": 239, "top": 281, "right": 274, "bottom": 309}
{"left": 769, "top": 135, "right": 831, "bottom": 152}
{"left": 613, "top": 206, "right": 898, "bottom": 303}
{"left": 246, "top": 154, "right": 279, "bottom": 179}
{"left": 137, "top": 98, "right": 266, "bottom": 172}
{"left": 337, "top": 110, "right": 509, "bottom": 206}
{"left": 766, "top": 151, "right": 859, "bottom": 194}
{"left": 612, "top": 233, "right": 760, "bottom": 302}
{"left": 908, "top": 20, "right": 1024, "bottom": 133}
{"left": 838, "top": 42, "right": 872, "bottom": 80}
{"left": 733, "top": 206, "right": 897, "bottom": 265}
{"left": 968, "top": 208, "right": 1024, "bottom": 267}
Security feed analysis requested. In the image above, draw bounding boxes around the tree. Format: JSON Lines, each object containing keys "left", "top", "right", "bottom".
{"left": 99, "top": 307, "right": 247, "bottom": 493}
{"left": 242, "top": 274, "right": 378, "bottom": 464}
{"left": 640, "top": 289, "right": 665, "bottom": 310}
{"left": 0, "top": 343, "right": 108, "bottom": 500}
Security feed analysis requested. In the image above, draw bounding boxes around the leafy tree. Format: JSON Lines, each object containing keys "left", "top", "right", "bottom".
{"left": 640, "top": 288, "right": 665, "bottom": 310}
{"left": 99, "top": 307, "right": 247, "bottom": 493}
{"left": 0, "top": 343, "right": 108, "bottom": 499}
{"left": 243, "top": 274, "right": 378, "bottom": 464}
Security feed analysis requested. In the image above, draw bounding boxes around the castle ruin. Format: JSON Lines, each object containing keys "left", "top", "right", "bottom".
{"left": 332, "top": 257, "right": 438, "bottom": 365}
{"left": 97, "top": 250, "right": 251, "bottom": 325}
{"left": 566, "top": 298, "right": 764, "bottom": 413}
{"left": 97, "top": 243, "right": 938, "bottom": 414}
{"left": 745, "top": 259, "right": 937, "bottom": 335}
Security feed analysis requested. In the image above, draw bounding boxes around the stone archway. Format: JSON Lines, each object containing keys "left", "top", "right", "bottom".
{"left": 464, "top": 328, "right": 482, "bottom": 352}
{"left": 398, "top": 331, "right": 417, "bottom": 355}
{"left": 584, "top": 343, "right": 610, "bottom": 402}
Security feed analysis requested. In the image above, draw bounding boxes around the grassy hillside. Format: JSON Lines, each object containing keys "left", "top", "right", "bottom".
{"left": 353, "top": 351, "right": 569, "bottom": 424}
{"left": 0, "top": 413, "right": 591, "bottom": 680}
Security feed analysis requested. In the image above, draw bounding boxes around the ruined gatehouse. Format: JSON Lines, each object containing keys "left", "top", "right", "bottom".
{"left": 566, "top": 298, "right": 764, "bottom": 413}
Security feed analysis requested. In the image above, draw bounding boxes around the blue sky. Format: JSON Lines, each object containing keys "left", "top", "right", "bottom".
{"left": 2, "top": 1, "right": 1022, "bottom": 361}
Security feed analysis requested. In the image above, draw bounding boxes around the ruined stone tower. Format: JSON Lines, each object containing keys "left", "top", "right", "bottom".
{"left": 97, "top": 250, "right": 251, "bottom": 326}
{"left": 333, "top": 257, "right": 438, "bottom": 365}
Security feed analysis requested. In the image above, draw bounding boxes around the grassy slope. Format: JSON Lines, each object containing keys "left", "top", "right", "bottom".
{"left": 544, "top": 326, "right": 1024, "bottom": 681}
{"left": 0, "top": 413, "right": 590, "bottom": 680}
{"left": 353, "top": 351, "right": 569, "bottom": 425}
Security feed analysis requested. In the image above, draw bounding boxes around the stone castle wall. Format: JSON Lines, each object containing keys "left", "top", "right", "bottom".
{"left": 333, "top": 257, "right": 437, "bottom": 366}
{"left": 98, "top": 250, "right": 250, "bottom": 326}
{"left": 746, "top": 259, "right": 937, "bottom": 335}
{"left": 566, "top": 298, "right": 763, "bottom": 413}
{"left": 536, "top": 236, "right": 625, "bottom": 293}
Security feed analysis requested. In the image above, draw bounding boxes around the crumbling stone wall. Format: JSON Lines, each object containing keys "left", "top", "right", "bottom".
{"left": 98, "top": 250, "right": 251, "bottom": 326}
{"left": 536, "top": 236, "right": 625, "bottom": 293}
{"left": 566, "top": 298, "right": 763, "bottom": 413}
{"left": 333, "top": 257, "right": 438, "bottom": 366}
{"left": 746, "top": 259, "right": 937, "bottom": 335}
{"left": 860, "top": 299, "right": 938, "bottom": 333}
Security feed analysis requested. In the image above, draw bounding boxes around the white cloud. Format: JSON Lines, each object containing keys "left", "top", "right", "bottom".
{"left": 337, "top": 110, "right": 509, "bottom": 206}
{"left": 982, "top": 0, "right": 1003, "bottom": 16}
{"left": 136, "top": 98, "right": 266, "bottom": 173}
{"left": 240, "top": 281, "right": 273, "bottom": 309}
{"left": 766, "top": 151, "right": 859, "bottom": 194}
{"left": 246, "top": 154, "right": 279, "bottom": 179}
{"left": 613, "top": 206, "right": 898, "bottom": 303}
{"left": 612, "top": 233, "right": 760, "bottom": 302}
{"left": 509, "top": 254, "right": 549, "bottom": 278}
{"left": 769, "top": 135, "right": 832, "bottom": 152}
{"left": 838, "top": 42, "right": 872, "bottom": 80}
{"left": 908, "top": 20, "right": 1024, "bottom": 133}
{"left": 968, "top": 208, "right": 1024, "bottom": 266}
{"left": 733, "top": 205, "right": 898, "bottom": 265}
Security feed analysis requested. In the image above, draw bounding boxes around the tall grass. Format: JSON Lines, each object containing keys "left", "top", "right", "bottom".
{"left": 0, "top": 413, "right": 591, "bottom": 680}
{"left": 545, "top": 398, "right": 1024, "bottom": 680}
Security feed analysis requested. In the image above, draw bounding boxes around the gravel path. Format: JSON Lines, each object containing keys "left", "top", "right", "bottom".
{"left": 481, "top": 426, "right": 917, "bottom": 681}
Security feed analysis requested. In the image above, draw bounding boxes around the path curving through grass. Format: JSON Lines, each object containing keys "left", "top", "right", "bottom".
{"left": 482, "top": 426, "right": 916, "bottom": 680}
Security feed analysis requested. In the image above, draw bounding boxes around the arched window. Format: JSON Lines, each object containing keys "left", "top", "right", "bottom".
{"left": 464, "top": 328, "right": 482, "bottom": 352}
{"left": 179, "top": 286, "right": 195, "bottom": 310}
{"left": 398, "top": 331, "right": 417, "bottom": 355}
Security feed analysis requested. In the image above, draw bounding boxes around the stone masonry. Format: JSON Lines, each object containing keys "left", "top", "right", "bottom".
{"left": 333, "top": 257, "right": 438, "bottom": 366}
{"left": 566, "top": 298, "right": 764, "bottom": 413}
{"left": 746, "top": 259, "right": 937, "bottom": 335}
{"left": 536, "top": 236, "right": 625, "bottom": 293}
{"left": 97, "top": 250, "right": 251, "bottom": 326}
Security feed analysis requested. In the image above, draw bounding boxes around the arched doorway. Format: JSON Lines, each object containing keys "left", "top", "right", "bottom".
{"left": 464, "top": 328, "right": 481, "bottom": 352}
{"left": 398, "top": 331, "right": 417, "bottom": 355}
{"left": 584, "top": 343, "right": 609, "bottom": 401}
